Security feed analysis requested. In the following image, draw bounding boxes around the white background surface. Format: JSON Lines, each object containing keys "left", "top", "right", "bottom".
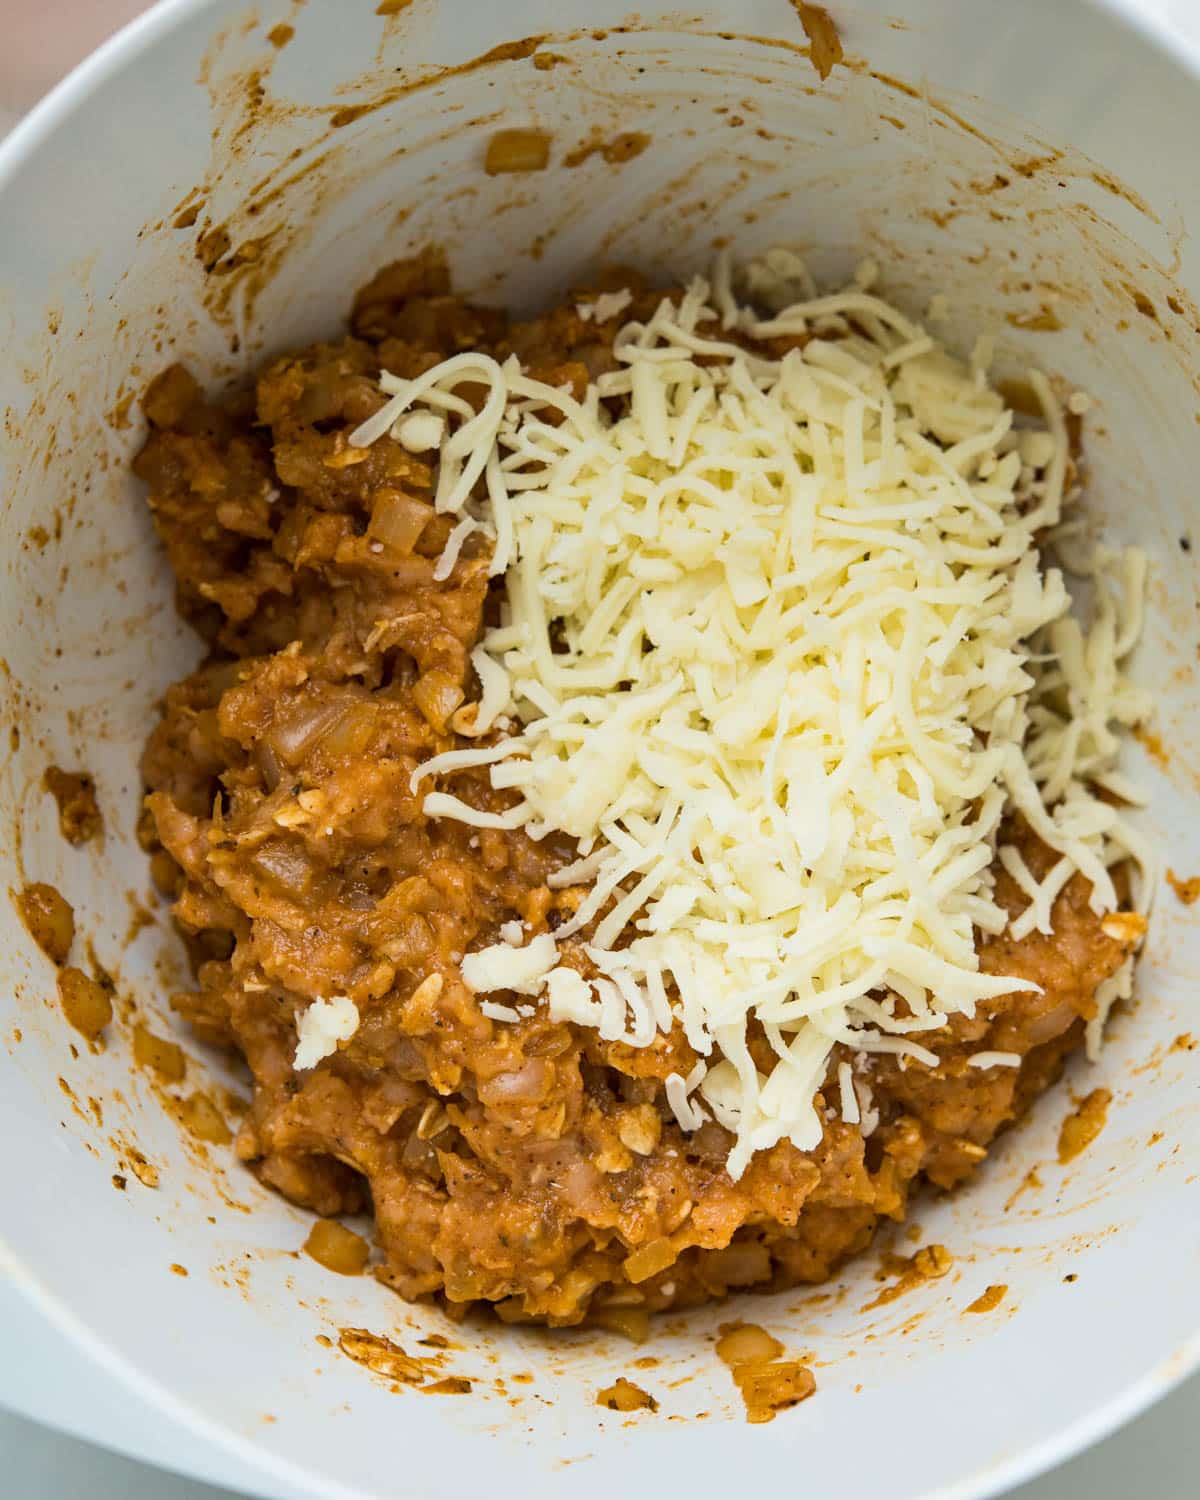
{"left": 4, "top": 1371, "right": 1199, "bottom": 1500}
{"left": 1, "top": 1, "right": 1198, "bottom": 1496}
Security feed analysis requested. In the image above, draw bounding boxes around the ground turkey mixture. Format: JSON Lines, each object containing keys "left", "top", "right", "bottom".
{"left": 135, "top": 258, "right": 1137, "bottom": 1327}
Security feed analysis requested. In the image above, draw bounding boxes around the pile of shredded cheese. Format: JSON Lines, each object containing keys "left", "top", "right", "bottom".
{"left": 340, "top": 251, "right": 1151, "bottom": 1177}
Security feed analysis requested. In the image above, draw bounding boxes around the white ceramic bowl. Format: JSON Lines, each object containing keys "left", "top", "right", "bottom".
{"left": 3, "top": 3, "right": 1200, "bottom": 1497}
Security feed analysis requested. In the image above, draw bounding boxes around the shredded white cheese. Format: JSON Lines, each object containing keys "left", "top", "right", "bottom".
{"left": 355, "top": 253, "right": 1149, "bottom": 1177}
{"left": 967, "top": 1051, "right": 1022, "bottom": 1069}
{"left": 857, "top": 1075, "right": 880, "bottom": 1138}
{"left": 461, "top": 932, "right": 558, "bottom": 996}
{"left": 665, "top": 1063, "right": 709, "bottom": 1132}
{"left": 544, "top": 965, "right": 601, "bottom": 1026}
{"left": 837, "top": 1060, "right": 861, "bottom": 1124}
{"left": 396, "top": 410, "right": 445, "bottom": 452}
{"left": 1087, "top": 955, "right": 1135, "bottom": 1060}
{"left": 480, "top": 1000, "right": 524, "bottom": 1023}
{"left": 577, "top": 288, "right": 634, "bottom": 324}
{"left": 293, "top": 995, "right": 360, "bottom": 1071}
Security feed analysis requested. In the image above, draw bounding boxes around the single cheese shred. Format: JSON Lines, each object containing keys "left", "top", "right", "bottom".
{"left": 352, "top": 253, "right": 1150, "bottom": 1178}
{"left": 294, "top": 995, "right": 360, "bottom": 1072}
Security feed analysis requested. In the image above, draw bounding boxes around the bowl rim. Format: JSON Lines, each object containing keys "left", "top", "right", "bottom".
{"left": 2, "top": 1, "right": 1200, "bottom": 1497}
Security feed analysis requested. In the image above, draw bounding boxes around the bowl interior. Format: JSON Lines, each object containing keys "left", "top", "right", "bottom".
{"left": 2, "top": 3, "right": 1200, "bottom": 1499}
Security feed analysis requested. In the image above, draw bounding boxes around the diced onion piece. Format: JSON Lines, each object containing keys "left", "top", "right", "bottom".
{"left": 303, "top": 1220, "right": 370, "bottom": 1275}
{"left": 320, "top": 702, "right": 379, "bottom": 758}
{"left": 251, "top": 840, "right": 316, "bottom": 899}
{"left": 589, "top": 1305, "right": 650, "bottom": 1343}
{"left": 267, "top": 700, "right": 346, "bottom": 766}
{"left": 716, "top": 1322, "right": 784, "bottom": 1366}
{"left": 367, "top": 488, "right": 432, "bottom": 553}
{"left": 412, "top": 671, "right": 464, "bottom": 733}
{"left": 623, "top": 1237, "right": 677, "bottom": 1285}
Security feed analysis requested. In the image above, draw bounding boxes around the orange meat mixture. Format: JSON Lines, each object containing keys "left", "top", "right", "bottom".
{"left": 135, "top": 257, "right": 1138, "bottom": 1327}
